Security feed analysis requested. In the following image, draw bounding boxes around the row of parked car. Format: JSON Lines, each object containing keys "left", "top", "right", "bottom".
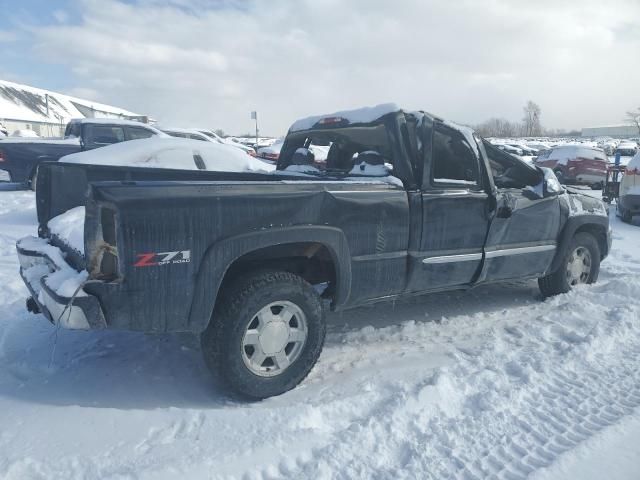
{"left": 2, "top": 116, "right": 639, "bottom": 225}
{"left": 0, "top": 118, "right": 279, "bottom": 185}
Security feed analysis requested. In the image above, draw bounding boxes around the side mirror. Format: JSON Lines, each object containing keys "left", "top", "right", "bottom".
{"left": 524, "top": 167, "right": 563, "bottom": 199}
{"left": 543, "top": 170, "right": 563, "bottom": 197}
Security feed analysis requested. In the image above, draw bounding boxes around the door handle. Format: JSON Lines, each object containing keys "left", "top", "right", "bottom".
{"left": 497, "top": 205, "right": 512, "bottom": 218}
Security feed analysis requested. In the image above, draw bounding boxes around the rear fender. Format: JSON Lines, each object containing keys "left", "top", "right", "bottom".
{"left": 188, "top": 226, "right": 351, "bottom": 332}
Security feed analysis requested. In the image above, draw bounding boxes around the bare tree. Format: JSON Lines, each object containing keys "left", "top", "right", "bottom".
{"left": 625, "top": 108, "right": 640, "bottom": 135}
{"left": 214, "top": 128, "right": 226, "bottom": 137}
{"left": 474, "top": 117, "right": 519, "bottom": 137}
{"left": 522, "top": 101, "right": 542, "bottom": 136}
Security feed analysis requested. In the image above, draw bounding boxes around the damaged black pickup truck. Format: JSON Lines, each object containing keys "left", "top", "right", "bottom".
{"left": 17, "top": 104, "right": 611, "bottom": 399}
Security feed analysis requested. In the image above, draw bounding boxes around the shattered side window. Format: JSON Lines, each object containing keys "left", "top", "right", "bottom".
{"left": 482, "top": 139, "right": 542, "bottom": 189}
{"left": 431, "top": 124, "right": 480, "bottom": 187}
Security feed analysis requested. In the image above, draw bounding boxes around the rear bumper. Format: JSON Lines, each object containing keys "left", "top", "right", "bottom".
{"left": 17, "top": 237, "right": 106, "bottom": 330}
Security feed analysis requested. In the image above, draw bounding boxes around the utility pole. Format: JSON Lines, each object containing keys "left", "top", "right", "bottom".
{"left": 251, "top": 111, "right": 258, "bottom": 147}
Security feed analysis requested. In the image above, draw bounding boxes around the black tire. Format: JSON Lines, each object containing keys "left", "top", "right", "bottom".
{"left": 201, "top": 270, "right": 325, "bottom": 399}
{"left": 621, "top": 207, "right": 632, "bottom": 224}
{"left": 538, "top": 232, "right": 600, "bottom": 297}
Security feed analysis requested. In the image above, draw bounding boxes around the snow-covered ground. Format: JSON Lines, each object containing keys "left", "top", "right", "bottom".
{"left": 1, "top": 190, "right": 639, "bottom": 479}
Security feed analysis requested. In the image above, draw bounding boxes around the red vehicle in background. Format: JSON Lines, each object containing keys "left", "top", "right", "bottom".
{"left": 535, "top": 145, "right": 608, "bottom": 189}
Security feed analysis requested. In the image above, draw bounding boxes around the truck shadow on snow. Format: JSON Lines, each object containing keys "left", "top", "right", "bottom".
{"left": 0, "top": 280, "right": 539, "bottom": 409}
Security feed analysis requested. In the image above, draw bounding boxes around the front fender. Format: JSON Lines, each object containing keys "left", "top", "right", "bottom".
{"left": 187, "top": 226, "right": 352, "bottom": 332}
{"left": 548, "top": 214, "right": 610, "bottom": 274}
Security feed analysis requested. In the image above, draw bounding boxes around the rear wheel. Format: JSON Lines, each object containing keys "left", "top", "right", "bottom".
{"left": 201, "top": 271, "right": 325, "bottom": 399}
{"left": 538, "top": 232, "right": 600, "bottom": 297}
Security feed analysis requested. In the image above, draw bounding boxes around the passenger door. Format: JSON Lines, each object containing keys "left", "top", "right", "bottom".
{"left": 407, "top": 122, "right": 491, "bottom": 292}
{"left": 478, "top": 143, "right": 560, "bottom": 282}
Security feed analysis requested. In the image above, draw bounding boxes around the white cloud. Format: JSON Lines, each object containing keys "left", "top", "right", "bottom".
{"left": 26, "top": 0, "right": 640, "bottom": 134}
{"left": 0, "top": 30, "right": 17, "bottom": 42}
{"left": 52, "top": 10, "right": 70, "bottom": 23}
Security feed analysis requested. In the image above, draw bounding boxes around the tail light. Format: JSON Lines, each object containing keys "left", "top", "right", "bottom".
{"left": 99, "top": 207, "right": 118, "bottom": 279}
{"left": 0, "top": 150, "right": 5, "bottom": 162}
{"left": 318, "top": 116, "right": 346, "bottom": 125}
{"left": 88, "top": 207, "right": 119, "bottom": 280}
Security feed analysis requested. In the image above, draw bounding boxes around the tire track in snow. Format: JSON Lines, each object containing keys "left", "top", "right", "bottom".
{"left": 247, "top": 275, "right": 640, "bottom": 480}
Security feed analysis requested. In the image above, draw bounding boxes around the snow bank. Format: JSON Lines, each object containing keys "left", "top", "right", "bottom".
{"left": 2, "top": 191, "right": 640, "bottom": 478}
{"left": 61, "top": 137, "right": 275, "bottom": 173}
{"left": 48, "top": 206, "right": 85, "bottom": 254}
{"left": 289, "top": 103, "right": 399, "bottom": 132}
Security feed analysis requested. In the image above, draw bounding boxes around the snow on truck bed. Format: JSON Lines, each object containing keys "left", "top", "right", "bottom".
{"left": 60, "top": 137, "right": 276, "bottom": 172}
{"left": 2, "top": 191, "right": 640, "bottom": 479}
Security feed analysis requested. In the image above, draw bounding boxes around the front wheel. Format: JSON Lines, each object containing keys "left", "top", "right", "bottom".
{"left": 201, "top": 271, "right": 325, "bottom": 399}
{"left": 538, "top": 232, "right": 600, "bottom": 297}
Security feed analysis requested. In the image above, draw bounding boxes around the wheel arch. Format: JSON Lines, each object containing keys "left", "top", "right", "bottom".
{"left": 549, "top": 215, "right": 609, "bottom": 274}
{"left": 187, "top": 226, "right": 352, "bottom": 332}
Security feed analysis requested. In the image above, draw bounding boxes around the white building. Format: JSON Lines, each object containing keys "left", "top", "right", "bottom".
{"left": 0, "top": 79, "right": 148, "bottom": 137}
{"left": 581, "top": 124, "right": 638, "bottom": 138}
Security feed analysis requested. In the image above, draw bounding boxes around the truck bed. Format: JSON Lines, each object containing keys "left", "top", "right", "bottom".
{"left": 34, "top": 162, "right": 410, "bottom": 333}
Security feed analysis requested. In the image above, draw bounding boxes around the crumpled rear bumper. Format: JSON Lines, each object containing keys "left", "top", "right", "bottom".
{"left": 16, "top": 237, "right": 106, "bottom": 330}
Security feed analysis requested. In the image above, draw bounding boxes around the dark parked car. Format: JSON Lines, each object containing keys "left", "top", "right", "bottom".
{"left": 17, "top": 105, "right": 611, "bottom": 399}
{"left": 535, "top": 145, "right": 608, "bottom": 188}
{"left": 0, "top": 118, "right": 163, "bottom": 186}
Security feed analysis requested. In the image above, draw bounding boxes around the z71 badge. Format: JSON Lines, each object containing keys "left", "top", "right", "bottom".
{"left": 134, "top": 250, "right": 191, "bottom": 267}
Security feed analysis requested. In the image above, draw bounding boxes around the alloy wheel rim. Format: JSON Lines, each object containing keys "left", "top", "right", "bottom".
{"left": 566, "top": 246, "right": 592, "bottom": 286}
{"left": 241, "top": 301, "right": 308, "bottom": 377}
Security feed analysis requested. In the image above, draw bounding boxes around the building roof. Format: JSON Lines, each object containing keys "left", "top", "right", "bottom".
{"left": 581, "top": 124, "right": 638, "bottom": 137}
{"left": 0, "top": 79, "right": 141, "bottom": 124}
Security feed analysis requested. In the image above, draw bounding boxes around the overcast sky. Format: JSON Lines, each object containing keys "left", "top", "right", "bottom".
{"left": 1, "top": 0, "right": 639, "bottom": 135}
